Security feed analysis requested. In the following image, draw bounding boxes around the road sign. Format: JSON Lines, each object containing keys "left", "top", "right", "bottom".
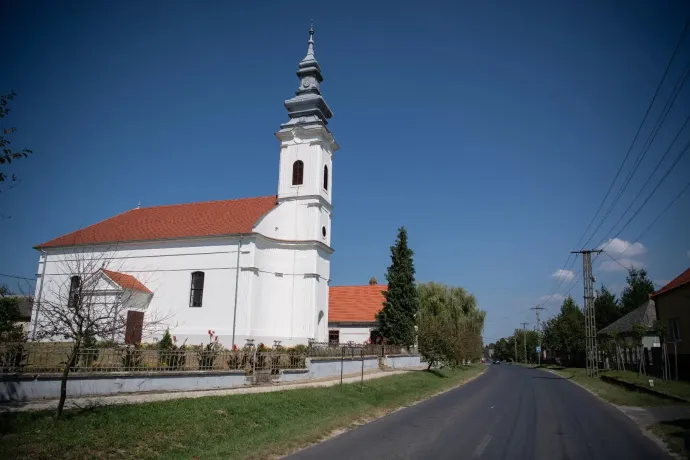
{"left": 536, "top": 346, "right": 541, "bottom": 353}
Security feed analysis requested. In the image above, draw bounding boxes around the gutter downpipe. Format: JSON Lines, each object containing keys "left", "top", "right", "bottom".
{"left": 231, "top": 238, "right": 242, "bottom": 347}
{"left": 31, "top": 249, "right": 48, "bottom": 340}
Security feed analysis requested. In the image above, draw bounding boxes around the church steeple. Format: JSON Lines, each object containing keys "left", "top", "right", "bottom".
{"left": 281, "top": 24, "right": 333, "bottom": 129}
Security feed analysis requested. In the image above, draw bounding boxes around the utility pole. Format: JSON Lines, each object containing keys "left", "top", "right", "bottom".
{"left": 520, "top": 322, "right": 529, "bottom": 364}
{"left": 572, "top": 249, "right": 603, "bottom": 378}
{"left": 531, "top": 306, "right": 545, "bottom": 366}
{"left": 514, "top": 338, "right": 517, "bottom": 363}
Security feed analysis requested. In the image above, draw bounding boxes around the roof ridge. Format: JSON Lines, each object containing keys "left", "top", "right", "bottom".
{"left": 130, "top": 195, "right": 277, "bottom": 211}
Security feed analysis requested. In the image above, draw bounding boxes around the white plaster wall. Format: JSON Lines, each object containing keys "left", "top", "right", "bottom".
{"left": 276, "top": 126, "right": 335, "bottom": 206}
{"left": 335, "top": 327, "right": 372, "bottom": 344}
{"left": 31, "top": 238, "right": 247, "bottom": 346}
{"left": 254, "top": 198, "right": 330, "bottom": 243}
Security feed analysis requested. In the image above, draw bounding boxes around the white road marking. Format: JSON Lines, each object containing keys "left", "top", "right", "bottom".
{"left": 472, "top": 435, "right": 492, "bottom": 458}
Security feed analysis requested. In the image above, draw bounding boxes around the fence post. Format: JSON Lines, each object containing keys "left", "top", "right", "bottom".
{"left": 340, "top": 347, "right": 344, "bottom": 385}
{"left": 252, "top": 347, "right": 257, "bottom": 385}
{"left": 360, "top": 349, "right": 364, "bottom": 391}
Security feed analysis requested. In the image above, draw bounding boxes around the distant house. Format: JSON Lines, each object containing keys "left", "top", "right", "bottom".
{"left": 652, "top": 267, "right": 690, "bottom": 377}
{"left": 327, "top": 285, "right": 387, "bottom": 344}
{"left": 597, "top": 299, "right": 659, "bottom": 349}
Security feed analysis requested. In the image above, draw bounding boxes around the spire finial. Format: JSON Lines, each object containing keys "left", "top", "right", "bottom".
{"left": 306, "top": 21, "right": 314, "bottom": 57}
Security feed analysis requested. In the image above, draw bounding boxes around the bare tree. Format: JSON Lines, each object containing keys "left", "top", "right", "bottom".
{"left": 31, "top": 246, "right": 170, "bottom": 418}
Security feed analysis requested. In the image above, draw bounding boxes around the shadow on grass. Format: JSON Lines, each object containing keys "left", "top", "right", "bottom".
{"left": 535, "top": 365, "right": 566, "bottom": 370}
{"left": 425, "top": 369, "right": 449, "bottom": 378}
{"left": 655, "top": 419, "right": 690, "bottom": 455}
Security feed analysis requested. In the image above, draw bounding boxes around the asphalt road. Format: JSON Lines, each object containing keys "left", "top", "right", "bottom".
{"left": 287, "top": 364, "right": 670, "bottom": 460}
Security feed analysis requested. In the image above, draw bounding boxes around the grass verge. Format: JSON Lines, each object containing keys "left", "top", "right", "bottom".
{"left": 648, "top": 419, "right": 690, "bottom": 458}
{"left": 604, "top": 370, "right": 690, "bottom": 402}
{"left": 0, "top": 366, "right": 484, "bottom": 460}
{"left": 546, "top": 367, "right": 674, "bottom": 407}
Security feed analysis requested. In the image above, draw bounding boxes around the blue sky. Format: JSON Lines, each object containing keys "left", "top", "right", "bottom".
{"left": 1, "top": 1, "right": 690, "bottom": 342}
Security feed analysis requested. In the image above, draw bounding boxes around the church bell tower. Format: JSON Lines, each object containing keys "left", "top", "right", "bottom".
{"left": 275, "top": 24, "right": 338, "bottom": 246}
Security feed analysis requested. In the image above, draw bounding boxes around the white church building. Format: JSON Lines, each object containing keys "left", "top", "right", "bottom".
{"left": 30, "top": 27, "right": 383, "bottom": 347}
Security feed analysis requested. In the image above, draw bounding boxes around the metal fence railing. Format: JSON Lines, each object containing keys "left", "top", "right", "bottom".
{"left": 0, "top": 343, "right": 306, "bottom": 375}
{"left": 306, "top": 343, "right": 417, "bottom": 358}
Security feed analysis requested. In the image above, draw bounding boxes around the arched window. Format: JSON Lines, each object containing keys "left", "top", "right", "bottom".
{"left": 189, "top": 271, "right": 205, "bottom": 307}
{"left": 323, "top": 165, "right": 329, "bottom": 190}
{"left": 68, "top": 275, "right": 81, "bottom": 309}
{"left": 292, "top": 160, "right": 304, "bottom": 186}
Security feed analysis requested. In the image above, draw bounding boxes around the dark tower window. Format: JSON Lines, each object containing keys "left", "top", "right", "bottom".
{"left": 323, "top": 165, "right": 329, "bottom": 190}
{"left": 292, "top": 160, "right": 304, "bottom": 185}
{"left": 189, "top": 271, "right": 205, "bottom": 307}
{"left": 68, "top": 275, "right": 81, "bottom": 309}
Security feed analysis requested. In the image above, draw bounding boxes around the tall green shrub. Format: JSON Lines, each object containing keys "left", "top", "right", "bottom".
{"left": 376, "top": 227, "right": 419, "bottom": 347}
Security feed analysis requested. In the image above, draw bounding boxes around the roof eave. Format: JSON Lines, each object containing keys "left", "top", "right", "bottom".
{"left": 34, "top": 232, "right": 257, "bottom": 251}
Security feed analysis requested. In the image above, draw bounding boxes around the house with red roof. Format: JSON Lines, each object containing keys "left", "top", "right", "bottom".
{"left": 328, "top": 283, "right": 387, "bottom": 344}
{"left": 30, "top": 28, "right": 342, "bottom": 347}
{"left": 651, "top": 267, "right": 690, "bottom": 378}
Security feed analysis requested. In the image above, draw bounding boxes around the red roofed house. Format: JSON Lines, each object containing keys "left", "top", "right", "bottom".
{"left": 328, "top": 284, "right": 387, "bottom": 344}
{"left": 652, "top": 267, "right": 690, "bottom": 378}
{"left": 30, "top": 28, "right": 339, "bottom": 347}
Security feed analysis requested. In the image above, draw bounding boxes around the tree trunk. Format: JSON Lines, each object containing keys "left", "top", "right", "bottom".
{"left": 55, "top": 341, "right": 80, "bottom": 419}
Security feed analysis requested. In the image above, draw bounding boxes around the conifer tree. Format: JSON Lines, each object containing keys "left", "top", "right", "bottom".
{"left": 376, "top": 227, "right": 419, "bottom": 347}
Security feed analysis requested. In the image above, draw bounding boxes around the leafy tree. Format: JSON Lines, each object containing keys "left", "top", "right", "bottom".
{"left": 418, "top": 282, "right": 485, "bottom": 367}
{"left": 0, "top": 284, "right": 12, "bottom": 296}
{"left": 594, "top": 285, "right": 622, "bottom": 331}
{"left": 621, "top": 268, "right": 654, "bottom": 315}
{"left": 376, "top": 227, "right": 419, "bottom": 347}
{"left": 493, "top": 337, "right": 511, "bottom": 361}
{"left": 1, "top": 92, "right": 33, "bottom": 183}
{"left": 542, "top": 296, "right": 585, "bottom": 361}
{"left": 0, "top": 296, "right": 21, "bottom": 333}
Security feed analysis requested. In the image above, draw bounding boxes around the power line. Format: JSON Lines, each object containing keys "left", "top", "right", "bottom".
{"left": 600, "top": 112, "right": 690, "bottom": 243}
{"left": 0, "top": 273, "right": 35, "bottom": 281}
{"left": 596, "top": 137, "right": 690, "bottom": 249}
{"left": 574, "top": 18, "right": 690, "bottom": 251}
{"left": 582, "top": 55, "right": 690, "bottom": 250}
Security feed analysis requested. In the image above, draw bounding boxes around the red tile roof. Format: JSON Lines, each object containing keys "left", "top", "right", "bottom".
{"left": 102, "top": 269, "right": 152, "bottom": 294}
{"left": 36, "top": 196, "right": 278, "bottom": 248}
{"left": 651, "top": 268, "right": 690, "bottom": 299}
{"left": 328, "top": 285, "right": 387, "bottom": 323}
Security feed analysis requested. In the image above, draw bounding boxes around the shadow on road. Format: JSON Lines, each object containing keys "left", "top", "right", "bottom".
{"left": 531, "top": 375, "right": 571, "bottom": 380}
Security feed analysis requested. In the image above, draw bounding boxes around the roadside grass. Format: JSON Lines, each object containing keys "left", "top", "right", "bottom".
{"left": 0, "top": 366, "right": 484, "bottom": 460}
{"left": 546, "top": 367, "right": 675, "bottom": 407}
{"left": 648, "top": 419, "right": 690, "bottom": 458}
{"left": 604, "top": 370, "right": 690, "bottom": 402}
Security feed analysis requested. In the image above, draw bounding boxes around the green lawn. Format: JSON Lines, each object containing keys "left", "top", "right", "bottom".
{"left": 0, "top": 366, "right": 485, "bottom": 460}
{"left": 603, "top": 370, "right": 690, "bottom": 402}
{"left": 546, "top": 367, "right": 675, "bottom": 407}
{"left": 648, "top": 419, "right": 690, "bottom": 458}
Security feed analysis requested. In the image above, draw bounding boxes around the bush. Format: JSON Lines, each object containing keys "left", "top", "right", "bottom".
{"left": 121, "top": 345, "right": 143, "bottom": 370}
{"left": 158, "top": 329, "right": 187, "bottom": 370}
{"left": 197, "top": 330, "right": 221, "bottom": 370}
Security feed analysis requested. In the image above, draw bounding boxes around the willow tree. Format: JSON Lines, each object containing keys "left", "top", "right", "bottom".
{"left": 418, "top": 282, "right": 485, "bottom": 367}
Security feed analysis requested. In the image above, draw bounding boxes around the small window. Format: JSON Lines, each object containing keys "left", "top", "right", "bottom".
{"left": 323, "top": 165, "right": 328, "bottom": 190}
{"left": 292, "top": 160, "right": 304, "bottom": 185}
{"left": 670, "top": 318, "right": 682, "bottom": 342}
{"left": 322, "top": 226, "right": 327, "bottom": 238}
{"left": 68, "top": 275, "right": 81, "bottom": 309}
{"left": 190, "top": 271, "right": 205, "bottom": 307}
{"left": 329, "top": 329, "right": 340, "bottom": 344}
